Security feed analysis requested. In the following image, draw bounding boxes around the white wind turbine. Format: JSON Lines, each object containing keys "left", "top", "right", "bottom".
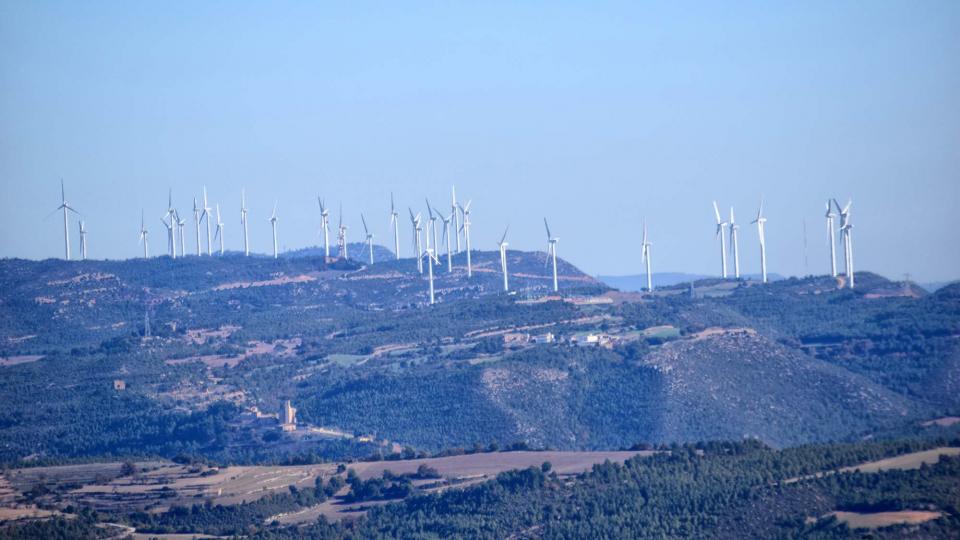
{"left": 409, "top": 208, "right": 423, "bottom": 274}
{"left": 240, "top": 189, "right": 250, "bottom": 257}
{"left": 55, "top": 179, "right": 79, "bottom": 260}
{"left": 713, "top": 201, "right": 729, "bottom": 278}
{"left": 825, "top": 200, "right": 837, "bottom": 277}
{"left": 834, "top": 198, "right": 854, "bottom": 288}
{"left": 161, "top": 215, "right": 175, "bottom": 258}
{"left": 138, "top": 210, "right": 149, "bottom": 258}
{"left": 164, "top": 189, "right": 177, "bottom": 258}
{"left": 729, "top": 207, "right": 740, "bottom": 279}
{"left": 175, "top": 210, "right": 186, "bottom": 256}
{"left": 202, "top": 186, "right": 213, "bottom": 256}
{"left": 361, "top": 213, "right": 374, "bottom": 264}
{"left": 78, "top": 220, "right": 88, "bottom": 260}
{"left": 641, "top": 219, "right": 652, "bottom": 292}
{"left": 269, "top": 201, "right": 279, "bottom": 259}
{"left": 318, "top": 198, "right": 330, "bottom": 258}
{"left": 214, "top": 204, "right": 225, "bottom": 255}
{"left": 458, "top": 200, "right": 473, "bottom": 277}
{"left": 440, "top": 210, "right": 453, "bottom": 272}
{"left": 389, "top": 193, "right": 400, "bottom": 260}
{"left": 544, "top": 219, "right": 559, "bottom": 293}
{"left": 751, "top": 198, "right": 768, "bottom": 283}
{"left": 422, "top": 248, "right": 441, "bottom": 305}
{"left": 451, "top": 186, "right": 461, "bottom": 253}
{"left": 425, "top": 199, "right": 439, "bottom": 253}
{"left": 192, "top": 197, "right": 202, "bottom": 256}
{"left": 337, "top": 204, "right": 348, "bottom": 259}
{"left": 498, "top": 226, "right": 510, "bottom": 292}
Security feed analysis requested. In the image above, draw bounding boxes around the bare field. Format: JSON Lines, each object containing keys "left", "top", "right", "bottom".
{"left": 784, "top": 447, "right": 960, "bottom": 485}
{"left": 0, "top": 451, "right": 645, "bottom": 522}
{"left": 830, "top": 510, "right": 942, "bottom": 529}
{"left": 839, "top": 447, "right": 960, "bottom": 473}
{"left": 0, "top": 355, "right": 44, "bottom": 367}
{"left": 921, "top": 416, "right": 960, "bottom": 427}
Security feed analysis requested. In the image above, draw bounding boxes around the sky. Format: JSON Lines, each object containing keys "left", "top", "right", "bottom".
{"left": 1, "top": 1, "right": 958, "bottom": 282}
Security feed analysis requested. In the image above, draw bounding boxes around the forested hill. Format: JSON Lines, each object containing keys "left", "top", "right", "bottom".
{"left": 0, "top": 254, "right": 957, "bottom": 465}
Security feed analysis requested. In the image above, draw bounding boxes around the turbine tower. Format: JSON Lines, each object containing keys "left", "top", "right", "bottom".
{"left": 425, "top": 199, "right": 439, "bottom": 253}
{"left": 138, "top": 210, "right": 149, "bottom": 258}
{"left": 729, "top": 207, "right": 740, "bottom": 279}
{"left": 164, "top": 189, "right": 177, "bottom": 258}
{"left": 337, "top": 203, "right": 348, "bottom": 259}
{"left": 161, "top": 215, "right": 174, "bottom": 258}
{"left": 389, "top": 193, "right": 400, "bottom": 260}
{"left": 458, "top": 200, "right": 473, "bottom": 277}
{"left": 175, "top": 210, "right": 186, "bottom": 256}
{"left": 361, "top": 213, "right": 374, "bottom": 264}
{"left": 641, "top": 219, "right": 652, "bottom": 292}
{"left": 240, "top": 189, "right": 250, "bottom": 257}
{"left": 214, "top": 204, "right": 225, "bottom": 255}
{"left": 751, "top": 198, "right": 768, "bottom": 283}
{"left": 409, "top": 208, "right": 423, "bottom": 274}
{"left": 441, "top": 210, "right": 453, "bottom": 272}
{"left": 451, "top": 186, "right": 461, "bottom": 253}
{"left": 423, "top": 248, "right": 440, "bottom": 305}
{"left": 318, "top": 198, "right": 330, "bottom": 258}
{"left": 834, "top": 198, "right": 854, "bottom": 288}
{"left": 544, "top": 218, "right": 559, "bottom": 293}
{"left": 78, "top": 220, "right": 88, "bottom": 260}
{"left": 202, "top": 186, "right": 213, "bottom": 256}
{"left": 192, "top": 197, "right": 202, "bottom": 256}
{"left": 498, "top": 226, "right": 510, "bottom": 292}
{"left": 825, "top": 200, "right": 837, "bottom": 277}
{"left": 713, "top": 201, "right": 729, "bottom": 278}
{"left": 56, "top": 180, "right": 78, "bottom": 260}
{"left": 269, "top": 201, "right": 279, "bottom": 259}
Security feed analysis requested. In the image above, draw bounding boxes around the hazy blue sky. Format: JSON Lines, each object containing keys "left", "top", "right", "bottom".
{"left": 2, "top": 2, "right": 958, "bottom": 281}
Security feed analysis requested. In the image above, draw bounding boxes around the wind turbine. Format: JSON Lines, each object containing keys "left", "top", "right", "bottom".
{"left": 713, "top": 201, "right": 729, "bottom": 278}
{"left": 164, "top": 189, "right": 177, "bottom": 258}
{"left": 337, "top": 203, "right": 348, "bottom": 259}
{"left": 641, "top": 219, "right": 652, "bottom": 292}
{"left": 834, "top": 198, "right": 854, "bottom": 288}
{"left": 240, "top": 189, "right": 250, "bottom": 257}
{"left": 55, "top": 180, "right": 79, "bottom": 260}
{"left": 751, "top": 198, "right": 768, "bottom": 283}
{"left": 361, "top": 213, "right": 374, "bottom": 264}
{"left": 269, "top": 201, "right": 279, "bottom": 259}
{"left": 422, "top": 248, "right": 440, "bottom": 305}
{"left": 425, "top": 199, "right": 439, "bottom": 253}
{"left": 544, "top": 219, "right": 559, "bottom": 292}
{"left": 138, "top": 211, "right": 149, "bottom": 258}
{"left": 78, "top": 220, "right": 88, "bottom": 260}
{"left": 175, "top": 210, "right": 186, "bottom": 256}
{"left": 825, "top": 200, "right": 837, "bottom": 277}
{"left": 498, "top": 226, "right": 510, "bottom": 292}
{"left": 161, "top": 215, "right": 174, "bottom": 258}
{"left": 409, "top": 208, "right": 423, "bottom": 274}
{"left": 202, "top": 186, "right": 213, "bottom": 256}
{"left": 214, "top": 204, "right": 224, "bottom": 255}
{"left": 451, "top": 186, "right": 461, "bottom": 253}
{"left": 389, "top": 193, "right": 400, "bottom": 260}
{"left": 458, "top": 200, "right": 473, "bottom": 277}
{"left": 318, "top": 198, "right": 330, "bottom": 258}
{"left": 440, "top": 210, "right": 453, "bottom": 272}
{"left": 192, "top": 197, "right": 202, "bottom": 256}
{"left": 729, "top": 207, "right": 740, "bottom": 279}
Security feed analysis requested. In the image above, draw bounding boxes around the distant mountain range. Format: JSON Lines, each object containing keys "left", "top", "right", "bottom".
{"left": 598, "top": 272, "right": 785, "bottom": 291}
